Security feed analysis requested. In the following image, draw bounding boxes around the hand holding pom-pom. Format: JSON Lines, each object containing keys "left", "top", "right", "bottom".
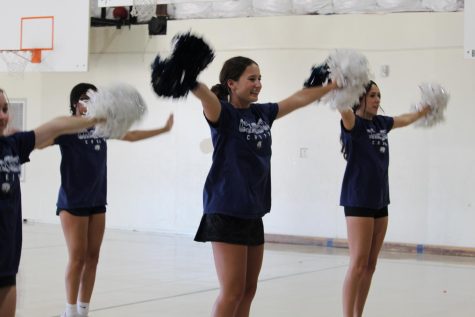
{"left": 85, "top": 83, "right": 147, "bottom": 138}
{"left": 412, "top": 82, "right": 449, "bottom": 128}
{"left": 151, "top": 32, "right": 215, "bottom": 98}
{"left": 309, "top": 49, "right": 371, "bottom": 111}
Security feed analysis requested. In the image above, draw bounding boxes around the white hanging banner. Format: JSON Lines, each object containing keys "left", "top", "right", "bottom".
{"left": 98, "top": 0, "right": 226, "bottom": 7}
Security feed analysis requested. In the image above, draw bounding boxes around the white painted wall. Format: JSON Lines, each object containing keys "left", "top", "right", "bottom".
{"left": 2, "top": 12, "right": 474, "bottom": 248}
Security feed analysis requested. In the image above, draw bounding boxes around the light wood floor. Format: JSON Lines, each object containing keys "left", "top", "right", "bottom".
{"left": 15, "top": 223, "right": 475, "bottom": 317}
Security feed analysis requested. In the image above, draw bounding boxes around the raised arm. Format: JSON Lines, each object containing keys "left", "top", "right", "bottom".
{"left": 191, "top": 82, "right": 221, "bottom": 123}
{"left": 276, "top": 81, "right": 338, "bottom": 119}
{"left": 339, "top": 108, "right": 356, "bottom": 131}
{"left": 393, "top": 105, "right": 431, "bottom": 129}
{"left": 121, "top": 113, "right": 174, "bottom": 142}
{"left": 34, "top": 116, "right": 101, "bottom": 149}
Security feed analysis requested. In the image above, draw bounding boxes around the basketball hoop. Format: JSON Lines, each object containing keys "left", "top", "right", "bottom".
{"left": 1, "top": 15, "right": 52, "bottom": 74}
{"left": 130, "top": 0, "right": 157, "bottom": 22}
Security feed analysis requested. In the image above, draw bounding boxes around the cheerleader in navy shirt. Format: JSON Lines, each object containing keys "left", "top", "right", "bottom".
{"left": 44, "top": 83, "right": 173, "bottom": 317}
{"left": 192, "top": 56, "right": 338, "bottom": 317}
{"left": 0, "top": 88, "right": 103, "bottom": 317}
{"left": 339, "top": 81, "right": 430, "bottom": 317}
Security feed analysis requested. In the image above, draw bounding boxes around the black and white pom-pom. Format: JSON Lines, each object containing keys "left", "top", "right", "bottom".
{"left": 86, "top": 83, "right": 147, "bottom": 138}
{"left": 151, "top": 32, "right": 215, "bottom": 98}
{"left": 303, "top": 63, "right": 330, "bottom": 88}
{"left": 316, "top": 49, "right": 371, "bottom": 111}
{"left": 412, "top": 82, "right": 449, "bottom": 128}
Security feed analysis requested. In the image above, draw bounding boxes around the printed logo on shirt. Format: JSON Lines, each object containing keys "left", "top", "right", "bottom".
{"left": 1, "top": 182, "right": 10, "bottom": 193}
{"left": 239, "top": 118, "right": 271, "bottom": 148}
{"left": 367, "top": 128, "right": 388, "bottom": 154}
{"left": 0, "top": 155, "right": 21, "bottom": 173}
{"left": 78, "top": 130, "right": 104, "bottom": 149}
{"left": 0, "top": 155, "right": 20, "bottom": 194}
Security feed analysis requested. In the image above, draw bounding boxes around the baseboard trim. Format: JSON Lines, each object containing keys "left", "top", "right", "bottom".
{"left": 265, "top": 233, "right": 475, "bottom": 258}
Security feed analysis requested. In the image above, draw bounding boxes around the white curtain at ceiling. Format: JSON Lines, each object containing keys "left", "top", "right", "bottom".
{"left": 422, "top": 0, "right": 459, "bottom": 11}
{"left": 376, "top": 0, "right": 425, "bottom": 12}
{"left": 293, "top": 0, "right": 333, "bottom": 14}
{"left": 252, "top": 0, "right": 293, "bottom": 16}
{"left": 90, "top": 0, "right": 464, "bottom": 20}
{"left": 332, "top": 0, "right": 378, "bottom": 13}
{"left": 168, "top": 2, "right": 213, "bottom": 19}
{"left": 211, "top": 0, "right": 252, "bottom": 18}
{"left": 168, "top": 0, "right": 463, "bottom": 19}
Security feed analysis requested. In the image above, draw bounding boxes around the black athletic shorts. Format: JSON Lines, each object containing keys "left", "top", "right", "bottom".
{"left": 344, "top": 206, "right": 388, "bottom": 218}
{"left": 56, "top": 206, "right": 106, "bottom": 217}
{"left": 194, "top": 213, "right": 264, "bottom": 246}
{"left": 0, "top": 275, "right": 16, "bottom": 288}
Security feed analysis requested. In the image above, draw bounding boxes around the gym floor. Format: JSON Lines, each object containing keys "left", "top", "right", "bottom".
{"left": 16, "top": 223, "right": 475, "bottom": 317}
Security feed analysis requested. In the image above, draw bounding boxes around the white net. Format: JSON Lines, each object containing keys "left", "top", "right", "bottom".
{"left": 131, "top": 0, "right": 157, "bottom": 22}
{"left": 0, "top": 51, "right": 31, "bottom": 75}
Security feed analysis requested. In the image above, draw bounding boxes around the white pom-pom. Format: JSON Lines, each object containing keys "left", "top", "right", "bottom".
{"left": 319, "top": 49, "right": 372, "bottom": 111}
{"left": 86, "top": 83, "right": 147, "bottom": 138}
{"left": 412, "top": 82, "right": 449, "bottom": 128}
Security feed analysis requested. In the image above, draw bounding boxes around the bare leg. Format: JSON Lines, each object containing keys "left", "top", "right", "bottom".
{"left": 354, "top": 217, "right": 388, "bottom": 316}
{"left": 235, "top": 244, "right": 264, "bottom": 317}
{"left": 211, "top": 242, "right": 248, "bottom": 317}
{"left": 60, "top": 212, "right": 89, "bottom": 305}
{"left": 78, "top": 213, "right": 105, "bottom": 303}
{"left": 0, "top": 285, "right": 16, "bottom": 317}
{"left": 342, "top": 217, "right": 374, "bottom": 317}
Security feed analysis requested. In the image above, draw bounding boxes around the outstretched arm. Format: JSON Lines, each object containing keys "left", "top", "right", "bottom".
{"left": 34, "top": 116, "right": 102, "bottom": 149}
{"left": 276, "top": 81, "right": 338, "bottom": 119}
{"left": 393, "top": 105, "right": 431, "bottom": 129}
{"left": 192, "top": 82, "right": 221, "bottom": 123}
{"left": 121, "top": 113, "right": 174, "bottom": 142}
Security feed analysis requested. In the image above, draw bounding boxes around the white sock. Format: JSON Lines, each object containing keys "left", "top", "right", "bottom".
{"left": 65, "top": 303, "right": 77, "bottom": 317}
{"left": 77, "top": 301, "right": 90, "bottom": 316}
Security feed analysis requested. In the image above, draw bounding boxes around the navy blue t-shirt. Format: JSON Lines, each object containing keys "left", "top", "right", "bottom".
{"left": 0, "top": 131, "right": 35, "bottom": 276}
{"left": 54, "top": 129, "right": 107, "bottom": 209}
{"left": 340, "top": 115, "right": 394, "bottom": 209}
{"left": 203, "top": 101, "right": 279, "bottom": 219}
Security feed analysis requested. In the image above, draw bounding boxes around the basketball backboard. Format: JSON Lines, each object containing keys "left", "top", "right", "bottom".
{"left": 465, "top": 0, "right": 475, "bottom": 59}
{"left": 0, "top": 0, "right": 89, "bottom": 72}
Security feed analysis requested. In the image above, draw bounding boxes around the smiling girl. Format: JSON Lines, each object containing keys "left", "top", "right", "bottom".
{"left": 192, "top": 56, "right": 338, "bottom": 317}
